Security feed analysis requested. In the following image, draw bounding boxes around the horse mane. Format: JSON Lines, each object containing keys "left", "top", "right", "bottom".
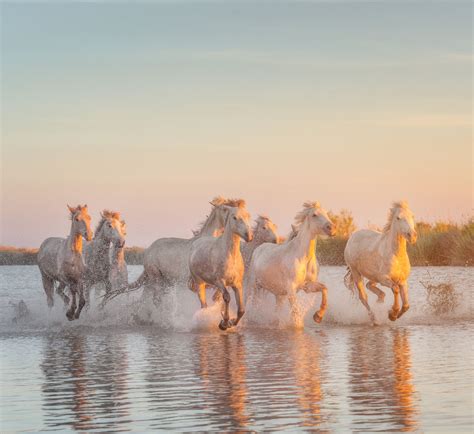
{"left": 293, "top": 201, "right": 321, "bottom": 230}
{"left": 225, "top": 198, "right": 246, "bottom": 208}
{"left": 383, "top": 201, "right": 410, "bottom": 233}
{"left": 94, "top": 209, "right": 121, "bottom": 239}
{"left": 192, "top": 197, "right": 246, "bottom": 236}
{"left": 252, "top": 215, "right": 270, "bottom": 233}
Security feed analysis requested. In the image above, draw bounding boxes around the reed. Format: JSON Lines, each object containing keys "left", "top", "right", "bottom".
{"left": 1, "top": 216, "right": 472, "bottom": 266}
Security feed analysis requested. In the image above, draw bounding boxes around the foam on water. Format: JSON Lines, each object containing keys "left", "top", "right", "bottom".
{"left": 1, "top": 266, "right": 472, "bottom": 334}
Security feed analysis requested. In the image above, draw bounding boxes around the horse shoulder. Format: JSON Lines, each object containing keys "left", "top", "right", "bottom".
{"left": 389, "top": 251, "right": 411, "bottom": 282}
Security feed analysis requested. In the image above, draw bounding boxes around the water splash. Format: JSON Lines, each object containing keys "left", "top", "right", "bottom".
{"left": 1, "top": 266, "right": 472, "bottom": 334}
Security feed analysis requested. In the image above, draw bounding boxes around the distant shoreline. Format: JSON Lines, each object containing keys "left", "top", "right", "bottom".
{"left": 1, "top": 235, "right": 472, "bottom": 267}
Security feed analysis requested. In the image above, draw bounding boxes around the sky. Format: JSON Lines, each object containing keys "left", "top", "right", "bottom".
{"left": 1, "top": 1, "right": 472, "bottom": 247}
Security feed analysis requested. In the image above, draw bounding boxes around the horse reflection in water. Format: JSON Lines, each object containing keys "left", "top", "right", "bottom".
{"left": 291, "top": 331, "right": 326, "bottom": 428}
{"left": 348, "top": 328, "right": 419, "bottom": 432}
{"left": 40, "top": 332, "right": 130, "bottom": 432}
{"left": 195, "top": 333, "right": 249, "bottom": 429}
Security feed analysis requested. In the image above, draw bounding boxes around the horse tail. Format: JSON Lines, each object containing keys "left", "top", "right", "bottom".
{"left": 128, "top": 270, "right": 147, "bottom": 290}
{"left": 344, "top": 267, "right": 356, "bottom": 296}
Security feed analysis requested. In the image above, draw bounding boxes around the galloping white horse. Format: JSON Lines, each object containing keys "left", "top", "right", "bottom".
{"left": 109, "top": 220, "right": 128, "bottom": 291}
{"left": 188, "top": 201, "right": 252, "bottom": 330}
{"left": 83, "top": 210, "right": 126, "bottom": 300}
{"left": 344, "top": 201, "right": 417, "bottom": 323}
{"left": 241, "top": 215, "right": 279, "bottom": 269}
{"left": 245, "top": 201, "right": 335, "bottom": 325}
{"left": 37, "top": 205, "right": 93, "bottom": 320}
{"left": 128, "top": 197, "right": 241, "bottom": 302}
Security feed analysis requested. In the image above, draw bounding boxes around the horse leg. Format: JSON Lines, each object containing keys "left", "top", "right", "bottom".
{"left": 216, "top": 282, "right": 231, "bottom": 330}
{"left": 212, "top": 286, "right": 222, "bottom": 304}
{"left": 389, "top": 284, "right": 400, "bottom": 321}
{"left": 230, "top": 284, "right": 245, "bottom": 327}
{"left": 354, "top": 276, "right": 376, "bottom": 324}
{"left": 66, "top": 286, "right": 77, "bottom": 321}
{"left": 105, "top": 279, "right": 112, "bottom": 295}
{"left": 275, "top": 295, "right": 285, "bottom": 312}
{"left": 41, "top": 272, "right": 55, "bottom": 308}
{"left": 397, "top": 282, "right": 409, "bottom": 319}
{"left": 197, "top": 283, "right": 208, "bottom": 309}
{"left": 56, "top": 283, "right": 70, "bottom": 306}
{"left": 288, "top": 294, "right": 300, "bottom": 325}
{"left": 189, "top": 276, "right": 208, "bottom": 308}
{"left": 366, "top": 281, "right": 385, "bottom": 303}
{"left": 305, "top": 281, "right": 328, "bottom": 323}
{"left": 74, "top": 282, "right": 86, "bottom": 319}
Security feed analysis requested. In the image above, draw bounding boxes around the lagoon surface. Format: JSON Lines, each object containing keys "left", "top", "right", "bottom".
{"left": 1, "top": 266, "right": 473, "bottom": 432}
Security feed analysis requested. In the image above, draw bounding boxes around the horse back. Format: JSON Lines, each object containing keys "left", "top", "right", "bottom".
{"left": 145, "top": 237, "right": 193, "bottom": 283}
{"left": 37, "top": 237, "right": 65, "bottom": 278}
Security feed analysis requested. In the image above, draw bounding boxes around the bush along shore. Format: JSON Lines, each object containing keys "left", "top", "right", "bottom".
{"left": 1, "top": 215, "right": 472, "bottom": 266}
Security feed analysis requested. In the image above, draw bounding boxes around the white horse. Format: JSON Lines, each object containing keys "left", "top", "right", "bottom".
{"left": 344, "top": 201, "right": 417, "bottom": 323}
{"left": 241, "top": 215, "right": 279, "bottom": 269}
{"left": 109, "top": 220, "right": 128, "bottom": 291}
{"left": 83, "top": 210, "right": 126, "bottom": 300}
{"left": 128, "top": 197, "right": 241, "bottom": 302}
{"left": 37, "top": 205, "right": 93, "bottom": 320}
{"left": 245, "top": 201, "right": 335, "bottom": 325}
{"left": 189, "top": 202, "right": 252, "bottom": 330}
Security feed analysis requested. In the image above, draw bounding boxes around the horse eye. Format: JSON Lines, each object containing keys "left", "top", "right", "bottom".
{"left": 233, "top": 216, "right": 237, "bottom": 220}
{"left": 75, "top": 217, "right": 79, "bottom": 222}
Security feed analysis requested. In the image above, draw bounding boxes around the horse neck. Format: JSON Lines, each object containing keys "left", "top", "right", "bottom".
{"left": 383, "top": 222, "right": 407, "bottom": 257}
{"left": 289, "top": 220, "right": 317, "bottom": 260}
{"left": 94, "top": 228, "right": 111, "bottom": 253}
{"left": 68, "top": 224, "right": 83, "bottom": 254}
{"left": 199, "top": 208, "right": 222, "bottom": 236}
{"left": 220, "top": 220, "right": 242, "bottom": 259}
{"left": 111, "top": 246, "right": 125, "bottom": 265}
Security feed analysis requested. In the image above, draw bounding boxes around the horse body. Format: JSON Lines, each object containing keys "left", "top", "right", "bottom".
{"left": 128, "top": 197, "right": 241, "bottom": 303}
{"left": 189, "top": 203, "right": 252, "bottom": 330}
{"left": 37, "top": 205, "right": 93, "bottom": 320}
{"left": 344, "top": 201, "right": 417, "bottom": 323}
{"left": 83, "top": 210, "right": 126, "bottom": 298}
{"left": 246, "top": 202, "right": 335, "bottom": 324}
{"left": 109, "top": 240, "right": 128, "bottom": 291}
{"left": 241, "top": 215, "right": 278, "bottom": 269}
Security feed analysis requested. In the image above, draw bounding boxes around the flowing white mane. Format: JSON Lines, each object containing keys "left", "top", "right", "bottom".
{"left": 383, "top": 201, "right": 410, "bottom": 233}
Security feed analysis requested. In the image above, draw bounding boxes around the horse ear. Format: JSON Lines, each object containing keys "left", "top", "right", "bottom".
{"left": 67, "top": 205, "right": 75, "bottom": 214}
{"left": 291, "top": 224, "right": 296, "bottom": 232}
{"left": 83, "top": 204, "right": 88, "bottom": 210}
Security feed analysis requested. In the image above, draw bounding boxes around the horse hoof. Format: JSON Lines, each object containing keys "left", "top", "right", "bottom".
{"left": 388, "top": 311, "right": 398, "bottom": 321}
{"left": 218, "top": 320, "right": 229, "bottom": 331}
{"left": 66, "top": 313, "right": 74, "bottom": 321}
{"left": 377, "top": 297, "right": 385, "bottom": 304}
{"left": 313, "top": 312, "right": 323, "bottom": 323}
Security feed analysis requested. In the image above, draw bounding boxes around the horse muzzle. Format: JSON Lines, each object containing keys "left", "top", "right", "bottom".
{"left": 407, "top": 232, "right": 417, "bottom": 244}
{"left": 326, "top": 225, "right": 336, "bottom": 237}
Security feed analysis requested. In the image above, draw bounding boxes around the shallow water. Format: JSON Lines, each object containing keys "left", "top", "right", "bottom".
{"left": 1, "top": 266, "right": 473, "bottom": 432}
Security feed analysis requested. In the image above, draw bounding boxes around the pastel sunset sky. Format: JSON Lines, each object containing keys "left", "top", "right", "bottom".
{"left": 1, "top": 1, "right": 472, "bottom": 247}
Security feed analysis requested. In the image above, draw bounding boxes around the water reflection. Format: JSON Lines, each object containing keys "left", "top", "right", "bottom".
{"left": 348, "top": 328, "right": 419, "bottom": 432}
{"left": 40, "top": 331, "right": 130, "bottom": 431}
{"left": 291, "top": 331, "right": 326, "bottom": 428}
{"left": 195, "top": 333, "right": 250, "bottom": 429}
